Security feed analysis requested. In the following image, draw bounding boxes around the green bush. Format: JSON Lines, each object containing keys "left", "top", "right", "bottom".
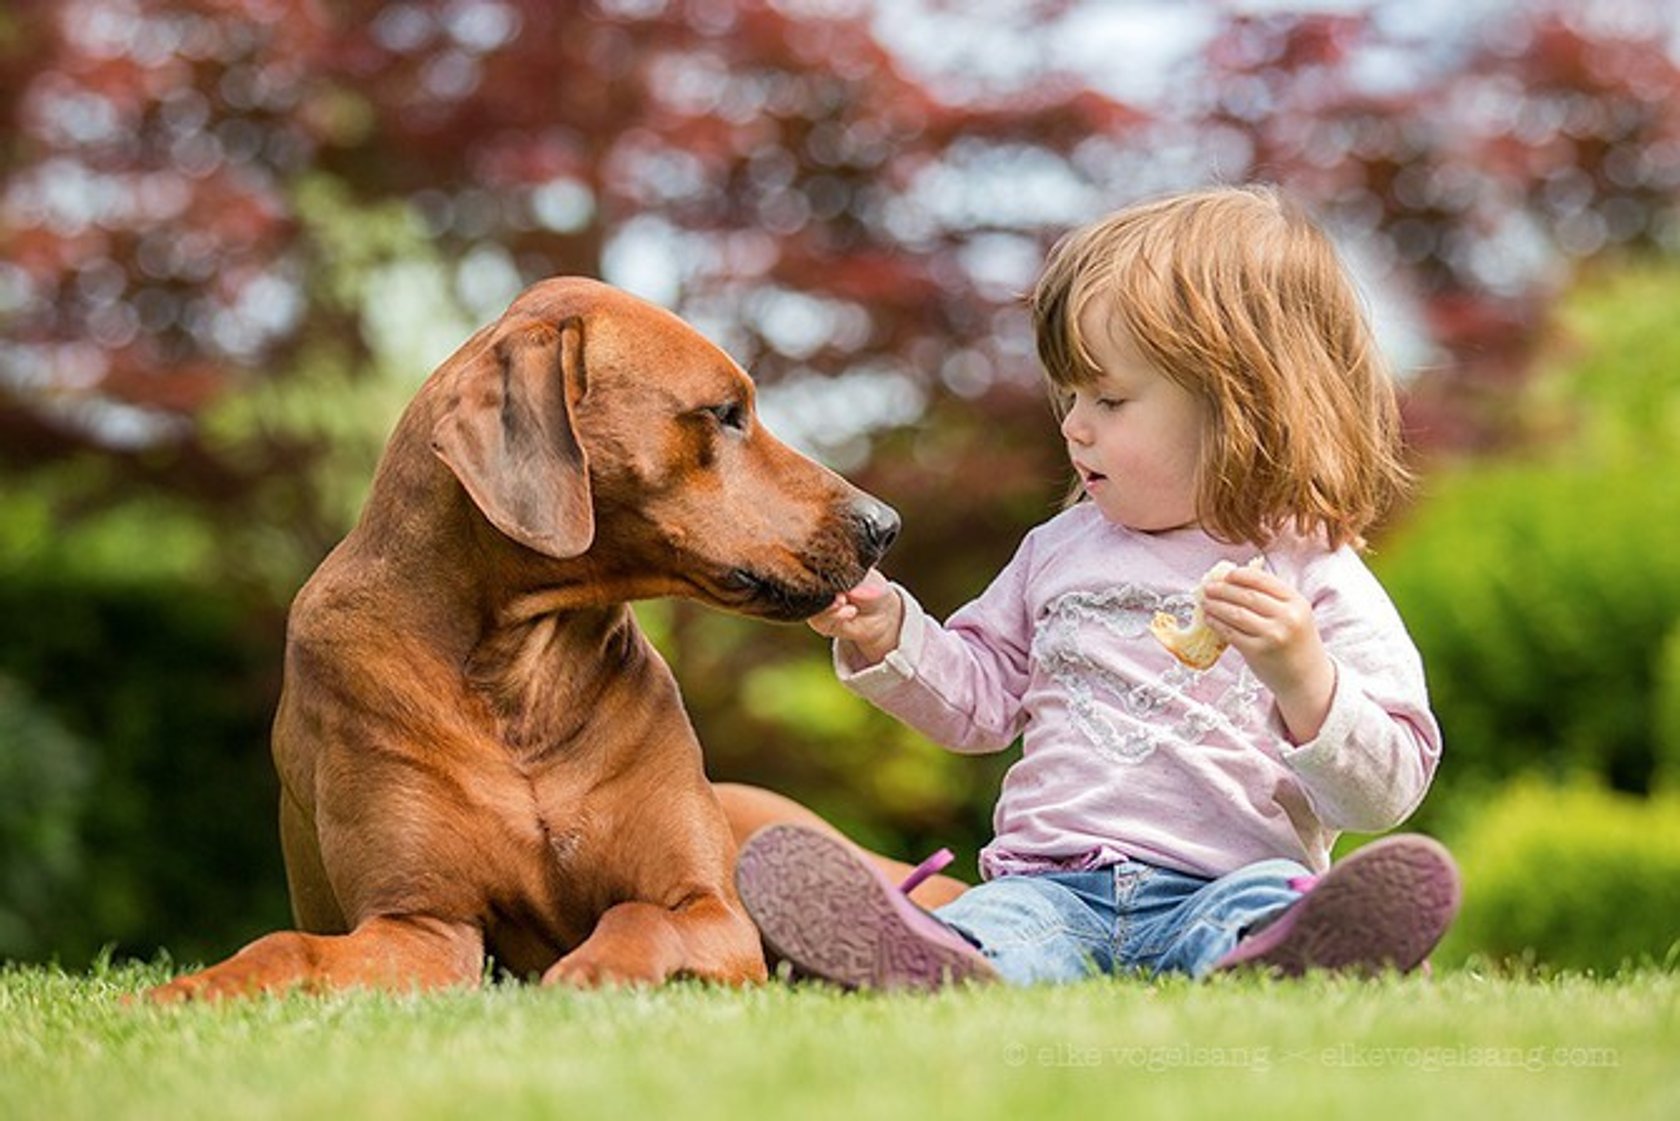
{"left": 1372, "top": 262, "right": 1680, "bottom": 830}
{"left": 1437, "top": 780, "right": 1680, "bottom": 973}
{"left": 0, "top": 575, "right": 291, "bottom": 966}
{"left": 1373, "top": 461, "right": 1680, "bottom": 828}
{"left": 0, "top": 677, "right": 92, "bottom": 959}
{"left": 1655, "top": 622, "right": 1680, "bottom": 793}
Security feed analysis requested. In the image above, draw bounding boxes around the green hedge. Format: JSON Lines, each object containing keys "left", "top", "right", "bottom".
{"left": 1657, "top": 623, "right": 1680, "bottom": 793}
{"left": 0, "top": 677, "right": 92, "bottom": 959}
{"left": 1438, "top": 780, "right": 1680, "bottom": 973}
{"left": 0, "top": 576, "right": 291, "bottom": 966}
{"left": 1372, "top": 461, "right": 1680, "bottom": 830}
{"left": 1372, "top": 263, "right": 1680, "bottom": 830}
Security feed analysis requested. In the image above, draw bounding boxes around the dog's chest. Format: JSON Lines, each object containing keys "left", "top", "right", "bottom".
{"left": 477, "top": 798, "right": 611, "bottom": 973}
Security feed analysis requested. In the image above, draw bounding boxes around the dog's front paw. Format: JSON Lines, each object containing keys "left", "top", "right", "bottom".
{"left": 144, "top": 961, "right": 276, "bottom": 1004}
{"left": 541, "top": 949, "right": 663, "bottom": 989}
{"left": 140, "top": 930, "right": 319, "bottom": 1004}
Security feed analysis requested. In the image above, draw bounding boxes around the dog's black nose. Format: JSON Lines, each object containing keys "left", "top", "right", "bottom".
{"left": 853, "top": 497, "right": 901, "bottom": 560}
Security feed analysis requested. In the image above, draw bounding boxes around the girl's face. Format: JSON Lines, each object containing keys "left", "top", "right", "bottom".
{"left": 1060, "top": 299, "right": 1206, "bottom": 532}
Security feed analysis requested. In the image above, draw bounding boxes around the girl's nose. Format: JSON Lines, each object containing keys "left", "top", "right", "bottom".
{"left": 1061, "top": 402, "right": 1090, "bottom": 445}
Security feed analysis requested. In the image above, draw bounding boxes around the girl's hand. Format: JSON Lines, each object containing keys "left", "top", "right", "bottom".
{"left": 1200, "top": 564, "right": 1336, "bottom": 742}
{"left": 808, "top": 568, "right": 904, "bottom": 667}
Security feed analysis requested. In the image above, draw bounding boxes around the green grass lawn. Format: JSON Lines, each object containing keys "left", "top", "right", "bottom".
{"left": 3, "top": 962, "right": 1674, "bottom": 1121}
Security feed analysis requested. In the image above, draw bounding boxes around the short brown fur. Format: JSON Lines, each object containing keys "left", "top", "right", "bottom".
{"left": 150, "top": 278, "right": 899, "bottom": 999}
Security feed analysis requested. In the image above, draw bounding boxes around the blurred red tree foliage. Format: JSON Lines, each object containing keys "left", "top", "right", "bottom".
{"left": 6, "top": 1, "right": 1680, "bottom": 514}
{"left": 1185, "top": 4, "right": 1680, "bottom": 451}
{"left": 5, "top": 3, "right": 1677, "bottom": 529}
{"left": 0, "top": 0, "right": 1124, "bottom": 525}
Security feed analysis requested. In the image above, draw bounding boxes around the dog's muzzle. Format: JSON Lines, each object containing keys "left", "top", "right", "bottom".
{"left": 721, "top": 496, "right": 902, "bottom": 622}
{"left": 721, "top": 570, "right": 836, "bottom": 621}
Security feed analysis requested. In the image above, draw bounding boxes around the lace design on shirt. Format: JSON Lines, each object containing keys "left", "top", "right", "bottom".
{"left": 1032, "top": 585, "right": 1266, "bottom": 765}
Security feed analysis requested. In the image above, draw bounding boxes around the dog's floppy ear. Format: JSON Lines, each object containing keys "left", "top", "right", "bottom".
{"left": 432, "top": 316, "right": 594, "bottom": 558}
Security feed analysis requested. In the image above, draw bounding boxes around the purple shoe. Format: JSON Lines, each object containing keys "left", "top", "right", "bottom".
{"left": 734, "top": 824, "right": 999, "bottom": 991}
{"left": 1215, "top": 834, "right": 1461, "bottom": 978}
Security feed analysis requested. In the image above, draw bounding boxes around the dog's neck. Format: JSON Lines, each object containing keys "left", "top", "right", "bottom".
{"left": 464, "top": 597, "right": 651, "bottom": 754}
{"left": 388, "top": 502, "right": 686, "bottom": 754}
{"left": 339, "top": 424, "right": 694, "bottom": 759}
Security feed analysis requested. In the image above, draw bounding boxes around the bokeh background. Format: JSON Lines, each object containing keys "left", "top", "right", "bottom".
{"left": 3, "top": 0, "right": 1678, "bottom": 975}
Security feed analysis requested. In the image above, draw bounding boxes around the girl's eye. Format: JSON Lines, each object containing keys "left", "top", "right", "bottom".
{"left": 1097, "top": 397, "right": 1126, "bottom": 411}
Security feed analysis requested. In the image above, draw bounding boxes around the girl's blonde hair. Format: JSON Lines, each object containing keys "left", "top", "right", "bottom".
{"left": 1029, "top": 184, "right": 1410, "bottom": 550}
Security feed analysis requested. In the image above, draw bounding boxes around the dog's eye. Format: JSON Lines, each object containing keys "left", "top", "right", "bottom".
{"left": 705, "top": 402, "right": 748, "bottom": 433}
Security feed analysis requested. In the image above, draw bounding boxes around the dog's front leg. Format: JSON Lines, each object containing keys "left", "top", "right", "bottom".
{"left": 542, "top": 895, "right": 767, "bottom": 987}
{"left": 147, "top": 914, "right": 485, "bottom": 1003}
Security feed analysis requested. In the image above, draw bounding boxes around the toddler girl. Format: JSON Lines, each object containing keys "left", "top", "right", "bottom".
{"left": 733, "top": 185, "right": 1459, "bottom": 988}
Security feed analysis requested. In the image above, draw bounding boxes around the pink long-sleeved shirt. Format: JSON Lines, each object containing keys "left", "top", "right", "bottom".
{"left": 836, "top": 503, "right": 1442, "bottom": 880}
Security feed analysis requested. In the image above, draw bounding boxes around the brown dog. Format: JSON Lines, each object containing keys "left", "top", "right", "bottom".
{"left": 149, "top": 277, "right": 901, "bottom": 1000}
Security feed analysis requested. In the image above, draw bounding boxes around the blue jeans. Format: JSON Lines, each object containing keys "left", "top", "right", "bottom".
{"left": 931, "top": 859, "right": 1309, "bottom": 984}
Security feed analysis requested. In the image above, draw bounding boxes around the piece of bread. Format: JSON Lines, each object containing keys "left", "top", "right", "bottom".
{"left": 1150, "top": 557, "right": 1263, "bottom": 670}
